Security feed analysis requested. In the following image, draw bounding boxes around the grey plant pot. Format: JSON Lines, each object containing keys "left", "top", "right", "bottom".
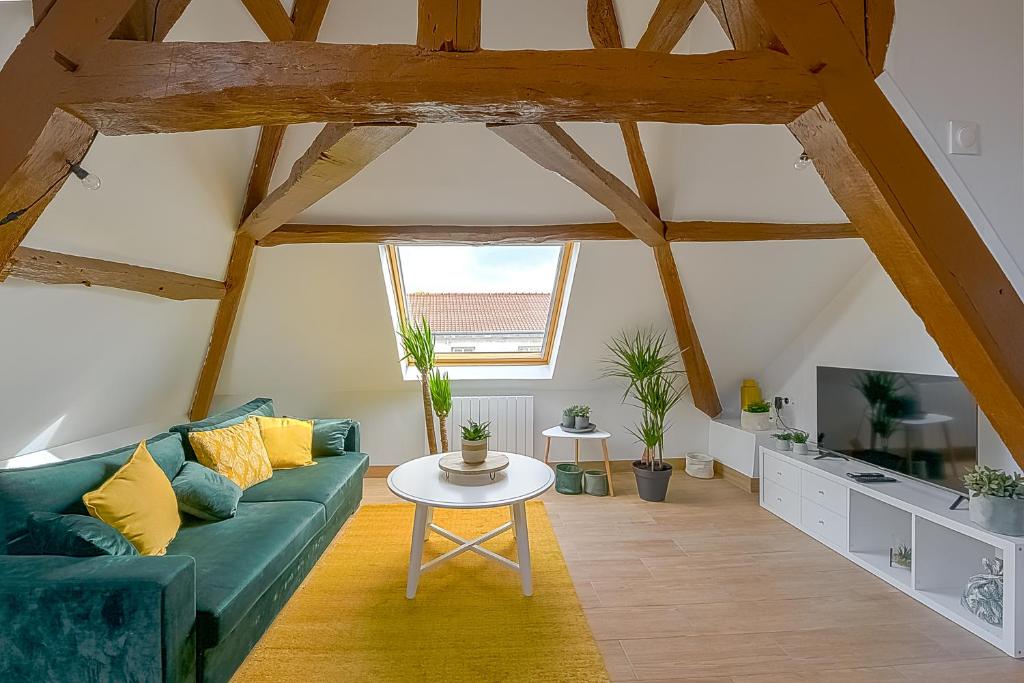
{"left": 970, "top": 494, "right": 1024, "bottom": 536}
{"left": 583, "top": 470, "right": 609, "bottom": 497}
{"left": 633, "top": 461, "right": 672, "bottom": 502}
{"left": 561, "top": 414, "right": 575, "bottom": 429}
{"left": 575, "top": 416, "right": 591, "bottom": 430}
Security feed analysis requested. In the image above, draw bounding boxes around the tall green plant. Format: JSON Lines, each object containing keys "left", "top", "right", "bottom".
{"left": 604, "top": 328, "right": 687, "bottom": 470}
{"left": 398, "top": 317, "right": 438, "bottom": 454}
{"left": 429, "top": 369, "right": 452, "bottom": 452}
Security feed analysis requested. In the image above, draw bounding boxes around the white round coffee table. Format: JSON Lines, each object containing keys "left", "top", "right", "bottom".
{"left": 541, "top": 425, "right": 615, "bottom": 496}
{"left": 387, "top": 452, "right": 554, "bottom": 598}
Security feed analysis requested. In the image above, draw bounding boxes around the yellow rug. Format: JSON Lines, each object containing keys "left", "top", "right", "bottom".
{"left": 233, "top": 502, "right": 608, "bottom": 683}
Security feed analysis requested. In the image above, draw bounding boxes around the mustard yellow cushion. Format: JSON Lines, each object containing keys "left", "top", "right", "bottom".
{"left": 83, "top": 442, "right": 180, "bottom": 556}
{"left": 255, "top": 416, "right": 315, "bottom": 469}
{"left": 188, "top": 417, "right": 273, "bottom": 489}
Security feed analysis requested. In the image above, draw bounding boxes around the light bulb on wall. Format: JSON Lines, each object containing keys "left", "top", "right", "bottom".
{"left": 793, "top": 151, "right": 812, "bottom": 171}
{"left": 68, "top": 162, "right": 101, "bottom": 190}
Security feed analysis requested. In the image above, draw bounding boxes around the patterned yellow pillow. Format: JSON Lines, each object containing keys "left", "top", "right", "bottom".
{"left": 254, "top": 416, "right": 315, "bottom": 469}
{"left": 188, "top": 417, "right": 273, "bottom": 490}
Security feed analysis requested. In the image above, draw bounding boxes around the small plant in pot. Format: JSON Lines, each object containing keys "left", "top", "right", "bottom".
{"left": 603, "top": 328, "right": 685, "bottom": 503}
{"left": 772, "top": 431, "right": 793, "bottom": 451}
{"left": 741, "top": 399, "right": 773, "bottom": 431}
{"left": 460, "top": 420, "right": 491, "bottom": 465}
{"left": 561, "top": 406, "right": 576, "bottom": 429}
{"left": 791, "top": 431, "right": 809, "bottom": 455}
{"left": 574, "top": 405, "right": 591, "bottom": 430}
{"left": 963, "top": 465, "right": 1024, "bottom": 536}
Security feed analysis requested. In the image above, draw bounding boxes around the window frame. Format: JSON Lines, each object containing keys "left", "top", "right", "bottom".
{"left": 386, "top": 242, "right": 576, "bottom": 367}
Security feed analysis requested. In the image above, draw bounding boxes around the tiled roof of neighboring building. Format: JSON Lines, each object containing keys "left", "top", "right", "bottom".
{"left": 408, "top": 292, "right": 551, "bottom": 334}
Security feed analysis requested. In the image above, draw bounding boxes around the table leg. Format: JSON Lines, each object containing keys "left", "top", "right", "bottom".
{"left": 406, "top": 504, "right": 430, "bottom": 599}
{"left": 512, "top": 501, "right": 533, "bottom": 596}
{"left": 424, "top": 506, "right": 434, "bottom": 541}
{"left": 574, "top": 439, "right": 580, "bottom": 466}
{"left": 509, "top": 505, "right": 516, "bottom": 539}
{"left": 543, "top": 436, "right": 551, "bottom": 464}
{"left": 602, "top": 439, "right": 615, "bottom": 497}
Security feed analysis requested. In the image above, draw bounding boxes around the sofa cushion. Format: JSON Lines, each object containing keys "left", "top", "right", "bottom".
{"left": 0, "top": 432, "right": 185, "bottom": 554}
{"left": 173, "top": 462, "right": 243, "bottom": 521}
{"left": 167, "top": 501, "right": 324, "bottom": 647}
{"left": 311, "top": 419, "right": 357, "bottom": 457}
{"left": 170, "top": 398, "right": 275, "bottom": 460}
{"left": 240, "top": 454, "right": 368, "bottom": 521}
{"left": 187, "top": 418, "right": 273, "bottom": 490}
{"left": 255, "top": 416, "right": 314, "bottom": 469}
{"left": 26, "top": 512, "right": 138, "bottom": 557}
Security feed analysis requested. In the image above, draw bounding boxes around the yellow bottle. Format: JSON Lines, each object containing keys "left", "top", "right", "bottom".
{"left": 740, "top": 379, "right": 762, "bottom": 412}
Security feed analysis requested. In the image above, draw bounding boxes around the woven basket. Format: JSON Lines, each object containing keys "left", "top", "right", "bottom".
{"left": 685, "top": 452, "right": 714, "bottom": 479}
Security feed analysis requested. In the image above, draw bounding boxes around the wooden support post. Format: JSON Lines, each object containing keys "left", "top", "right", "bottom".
{"left": 637, "top": 0, "right": 705, "bottom": 52}
{"left": 240, "top": 0, "right": 295, "bottom": 41}
{"left": 417, "top": 0, "right": 481, "bottom": 52}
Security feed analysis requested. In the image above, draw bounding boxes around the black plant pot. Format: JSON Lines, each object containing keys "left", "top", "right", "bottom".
{"left": 633, "top": 461, "right": 673, "bottom": 502}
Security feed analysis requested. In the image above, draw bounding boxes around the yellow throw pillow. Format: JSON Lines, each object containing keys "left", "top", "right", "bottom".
{"left": 254, "top": 416, "right": 315, "bottom": 469}
{"left": 83, "top": 442, "right": 181, "bottom": 556}
{"left": 188, "top": 418, "right": 273, "bottom": 489}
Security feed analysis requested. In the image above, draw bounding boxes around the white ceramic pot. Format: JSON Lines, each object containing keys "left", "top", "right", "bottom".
{"left": 793, "top": 442, "right": 808, "bottom": 455}
{"left": 740, "top": 410, "right": 772, "bottom": 432}
{"left": 773, "top": 437, "right": 792, "bottom": 452}
{"left": 970, "top": 494, "right": 1024, "bottom": 536}
{"left": 461, "top": 438, "right": 488, "bottom": 464}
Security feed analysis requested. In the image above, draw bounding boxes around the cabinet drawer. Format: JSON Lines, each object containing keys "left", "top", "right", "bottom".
{"left": 801, "top": 497, "right": 848, "bottom": 550}
{"left": 763, "top": 479, "right": 800, "bottom": 526}
{"left": 801, "top": 469, "right": 848, "bottom": 517}
{"left": 763, "top": 450, "right": 801, "bottom": 493}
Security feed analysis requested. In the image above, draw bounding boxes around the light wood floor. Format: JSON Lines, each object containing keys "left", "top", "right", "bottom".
{"left": 361, "top": 471, "right": 1024, "bottom": 682}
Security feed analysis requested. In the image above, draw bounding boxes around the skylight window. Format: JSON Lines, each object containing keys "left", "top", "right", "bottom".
{"left": 386, "top": 244, "right": 575, "bottom": 365}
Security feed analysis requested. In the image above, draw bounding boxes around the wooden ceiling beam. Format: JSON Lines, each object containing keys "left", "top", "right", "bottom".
{"left": 291, "top": 0, "right": 332, "bottom": 41}
{"left": 1, "top": 247, "right": 225, "bottom": 301}
{"left": 240, "top": 123, "right": 415, "bottom": 240}
{"left": 256, "top": 220, "right": 857, "bottom": 246}
{"left": 240, "top": 0, "right": 295, "bottom": 41}
{"left": 489, "top": 122, "right": 665, "bottom": 246}
{"left": 417, "top": 0, "right": 481, "bottom": 52}
{"left": 752, "top": 0, "right": 1024, "bottom": 466}
{"left": 55, "top": 43, "right": 820, "bottom": 133}
{"left": 111, "top": 0, "right": 194, "bottom": 41}
{"left": 638, "top": 0, "right": 705, "bottom": 52}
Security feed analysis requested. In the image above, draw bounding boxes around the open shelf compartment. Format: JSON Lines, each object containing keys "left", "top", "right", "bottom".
{"left": 848, "top": 490, "right": 912, "bottom": 588}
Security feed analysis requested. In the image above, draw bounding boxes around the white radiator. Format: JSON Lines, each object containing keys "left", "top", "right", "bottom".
{"left": 449, "top": 396, "right": 534, "bottom": 457}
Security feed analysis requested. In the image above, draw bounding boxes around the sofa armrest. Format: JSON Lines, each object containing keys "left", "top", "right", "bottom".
{"left": 345, "top": 420, "right": 361, "bottom": 453}
{"left": 0, "top": 555, "right": 197, "bottom": 683}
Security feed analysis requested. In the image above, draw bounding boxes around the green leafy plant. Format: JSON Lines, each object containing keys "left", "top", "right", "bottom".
{"left": 963, "top": 465, "right": 1024, "bottom": 499}
{"left": 604, "top": 329, "right": 687, "bottom": 471}
{"left": 853, "top": 371, "right": 913, "bottom": 452}
{"left": 791, "top": 431, "right": 809, "bottom": 444}
{"left": 745, "top": 400, "right": 771, "bottom": 414}
{"left": 575, "top": 405, "right": 591, "bottom": 418}
{"left": 398, "top": 317, "right": 438, "bottom": 454}
{"left": 563, "top": 406, "right": 575, "bottom": 417}
{"left": 891, "top": 544, "right": 912, "bottom": 569}
{"left": 429, "top": 369, "right": 452, "bottom": 452}
{"left": 461, "top": 420, "right": 492, "bottom": 442}
{"left": 775, "top": 432, "right": 793, "bottom": 442}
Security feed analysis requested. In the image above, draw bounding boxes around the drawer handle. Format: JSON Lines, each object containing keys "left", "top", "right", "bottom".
{"left": 818, "top": 490, "right": 825, "bottom": 495}
{"left": 776, "top": 497, "right": 783, "bottom": 502}
{"left": 777, "top": 471, "right": 783, "bottom": 476}
{"left": 817, "top": 519, "right": 825, "bottom": 525}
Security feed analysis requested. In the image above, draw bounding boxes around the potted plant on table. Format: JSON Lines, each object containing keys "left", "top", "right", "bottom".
{"left": 604, "top": 329, "right": 686, "bottom": 502}
{"left": 429, "top": 369, "right": 452, "bottom": 452}
{"left": 561, "top": 407, "right": 576, "bottom": 429}
{"left": 740, "top": 399, "right": 773, "bottom": 431}
{"left": 772, "top": 432, "right": 793, "bottom": 451}
{"left": 460, "top": 420, "right": 491, "bottom": 465}
{"left": 791, "top": 431, "right": 809, "bottom": 455}
{"left": 963, "top": 465, "right": 1024, "bottom": 536}
{"left": 574, "top": 405, "right": 591, "bottom": 430}
{"left": 398, "top": 317, "right": 438, "bottom": 455}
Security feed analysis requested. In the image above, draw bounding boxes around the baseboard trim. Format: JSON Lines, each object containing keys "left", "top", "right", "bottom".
{"left": 714, "top": 460, "right": 759, "bottom": 494}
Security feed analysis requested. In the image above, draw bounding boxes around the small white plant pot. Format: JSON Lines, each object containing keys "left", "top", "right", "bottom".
{"left": 970, "top": 494, "right": 1024, "bottom": 536}
{"left": 792, "top": 442, "right": 808, "bottom": 455}
{"left": 773, "top": 438, "right": 792, "bottom": 452}
{"left": 740, "top": 410, "right": 772, "bottom": 432}
{"left": 461, "top": 439, "right": 488, "bottom": 464}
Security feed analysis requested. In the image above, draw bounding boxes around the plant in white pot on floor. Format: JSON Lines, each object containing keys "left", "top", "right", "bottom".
{"left": 963, "top": 465, "right": 1024, "bottom": 536}
{"left": 740, "top": 399, "right": 772, "bottom": 432}
{"left": 791, "top": 431, "right": 809, "bottom": 455}
{"left": 603, "top": 328, "right": 686, "bottom": 502}
{"left": 460, "top": 420, "right": 491, "bottom": 465}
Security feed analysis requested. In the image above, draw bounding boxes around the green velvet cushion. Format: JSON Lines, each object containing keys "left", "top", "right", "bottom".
{"left": 311, "top": 419, "right": 356, "bottom": 457}
{"left": 170, "top": 397, "right": 275, "bottom": 460}
{"left": 241, "top": 453, "right": 368, "bottom": 520}
{"left": 172, "top": 462, "right": 243, "bottom": 521}
{"left": 167, "top": 501, "right": 324, "bottom": 647}
{"left": 0, "top": 432, "right": 185, "bottom": 554}
{"left": 26, "top": 512, "right": 138, "bottom": 557}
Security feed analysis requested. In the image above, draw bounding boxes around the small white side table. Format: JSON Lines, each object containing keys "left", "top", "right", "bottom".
{"left": 541, "top": 426, "right": 615, "bottom": 497}
{"left": 387, "top": 452, "right": 554, "bottom": 598}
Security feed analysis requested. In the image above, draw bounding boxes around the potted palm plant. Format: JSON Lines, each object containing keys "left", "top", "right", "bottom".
{"left": 460, "top": 420, "right": 491, "bottom": 464}
{"left": 429, "top": 369, "right": 452, "bottom": 452}
{"left": 604, "top": 329, "right": 686, "bottom": 502}
{"left": 398, "top": 317, "right": 438, "bottom": 455}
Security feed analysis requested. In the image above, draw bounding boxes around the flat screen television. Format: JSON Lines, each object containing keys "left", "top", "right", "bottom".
{"left": 816, "top": 366, "right": 978, "bottom": 495}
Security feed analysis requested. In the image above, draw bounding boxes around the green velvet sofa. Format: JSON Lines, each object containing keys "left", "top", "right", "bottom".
{"left": 0, "top": 398, "right": 368, "bottom": 683}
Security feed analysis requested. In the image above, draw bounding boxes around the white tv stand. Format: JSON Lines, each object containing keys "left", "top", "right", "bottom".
{"left": 759, "top": 445, "right": 1024, "bottom": 657}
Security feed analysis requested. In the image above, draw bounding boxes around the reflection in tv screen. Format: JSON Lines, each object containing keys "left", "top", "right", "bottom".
{"left": 816, "top": 366, "right": 977, "bottom": 495}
